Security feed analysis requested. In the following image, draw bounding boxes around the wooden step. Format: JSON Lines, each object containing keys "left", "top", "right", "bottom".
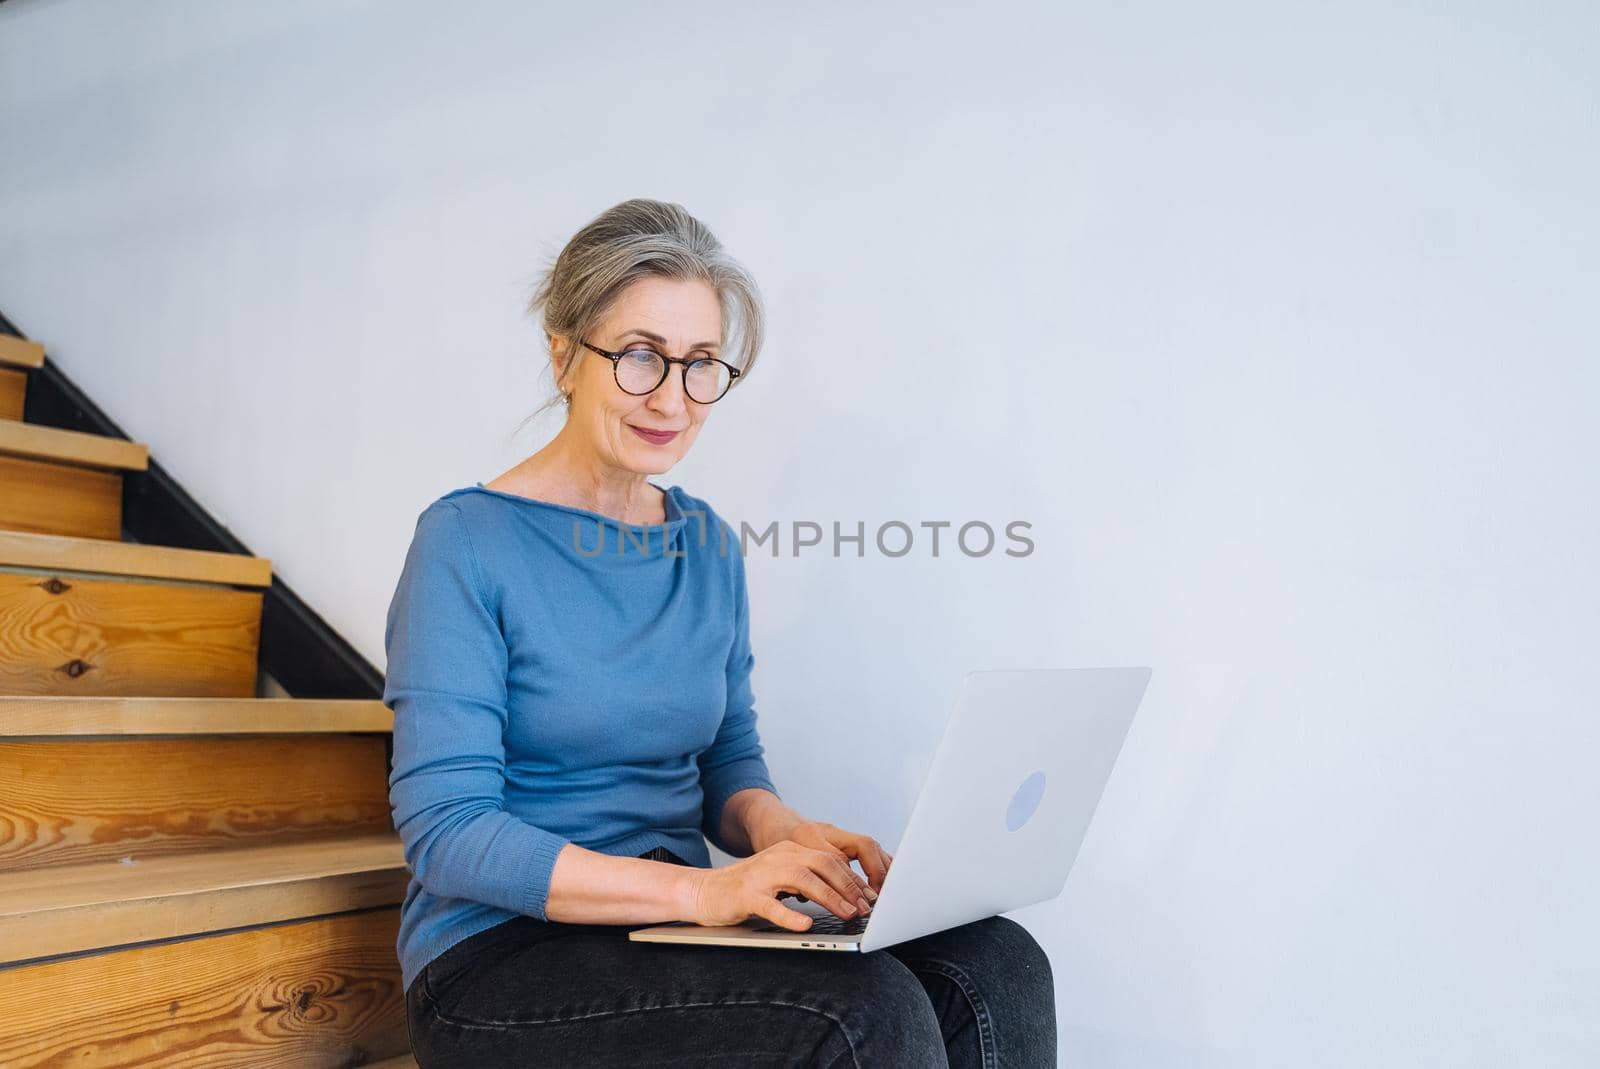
{"left": 0, "top": 527, "right": 271, "bottom": 587}
{"left": 0, "top": 335, "right": 44, "bottom": 370}
{"left": 0, "top": 367, "right": 23, "bottom": 421}
{"left": 0, "top": 418, "right": 147, "bottom": 472}
{"left": 0, "top": 907, "right": 409, "bottom": 1067}
{"left": 0, "top": 695, "right": 392, "bottom": 736}
{"left": 0, "top": 452, "right": 122, "bottom": 539}
{"left": 0, "top": 419, "right": 137, "bottom": 539}
{"left": 0, "top": 730, "right": 393, "bottom": 872}
{"left": 368, "top": 1056, "right": 420, "bottom": 1069}
{"left": 0, "top": 832, "right": 407, "bottom": 966}
{"left": 0, "top": 568, "right": 263, "bottom": 697}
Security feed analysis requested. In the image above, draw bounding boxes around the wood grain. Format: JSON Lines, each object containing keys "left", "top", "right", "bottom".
{"left": 0, "top": 367, "right": 23, "bottom": 420}
{"left": 0, "top": 528, "right": 272, "bottom": 588}
{"left": 0, "top": 453, "right": 122, "bottom": 539}
{"left": 0, "top": 419, "right": 147, "bottom": 471}
{"left": 0, "top": 335, "right": 45, "bottom": 370}
{"left": 0, "top": 696, "right": 393, "bottom": 737}
{"left": 0, "top": 833, "right": 407, "bottom": 965}
{"left": 0, "top": 570, "right": 262, "bottom": 696}
{"left": 0, "top": 908, "right": 410, "bottom": 1068}
{"left": 0, "top": 734, "right": 393, "bottom": 872}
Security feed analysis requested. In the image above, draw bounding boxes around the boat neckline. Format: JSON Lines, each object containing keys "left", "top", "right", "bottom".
{"left": 462, "top": 481, "right": 686, "bottom": 528}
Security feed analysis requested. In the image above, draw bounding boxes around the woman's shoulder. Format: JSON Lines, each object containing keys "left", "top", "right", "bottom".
{"left": 399, "top": 487, "right": 516, "bottom": 561}
{"left": 670, "top": 485, "right": 739, "bottom": 537}
{"left": 404, "top": 486, "right": 489, "bottom": 529}
{"left": 408, "top": 483, "right": 737, "bottom": 550}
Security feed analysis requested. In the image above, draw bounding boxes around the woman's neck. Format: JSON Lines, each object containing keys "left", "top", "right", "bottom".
{"left": 487, "top": 437, "right": 666, "bottom": 525}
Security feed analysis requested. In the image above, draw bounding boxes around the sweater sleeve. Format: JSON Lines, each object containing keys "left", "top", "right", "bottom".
{"left": 384, "top": 499, "right": 571, "bottom": 919}
{"left": 697, "top": 517, "right": 781, "bottom": 856}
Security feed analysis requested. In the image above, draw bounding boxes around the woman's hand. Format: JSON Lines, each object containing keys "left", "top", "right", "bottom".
{"left": 683, "top": 840, "right": 879, "bottom": 931}
{"left": 776, "top": 820, "right": 894, "bottom": 896}
{"left": 739, "top": 793, "right": 894, "bottom": 895}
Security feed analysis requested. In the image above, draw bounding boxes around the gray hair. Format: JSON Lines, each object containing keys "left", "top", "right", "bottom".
{"left": 521, "top": 198, "right": 765, "bottom": 426}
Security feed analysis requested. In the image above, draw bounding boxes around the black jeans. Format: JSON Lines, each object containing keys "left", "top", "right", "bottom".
{"left": 406, "top": 847, "right": 1057, "bottom": 1067}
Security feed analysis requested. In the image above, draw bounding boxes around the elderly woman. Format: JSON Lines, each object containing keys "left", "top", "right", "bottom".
{"left": 386, "top": 198, "right": 1057, "bottom": 1066}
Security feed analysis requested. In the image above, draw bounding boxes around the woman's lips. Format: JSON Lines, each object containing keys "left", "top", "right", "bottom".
{"left": 629, "top": 425, "right": 679, "bottom": 445}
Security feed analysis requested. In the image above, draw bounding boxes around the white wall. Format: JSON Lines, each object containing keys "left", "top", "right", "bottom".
{"left": 3, "top": 0, "right": 1596, "bottom": 1063}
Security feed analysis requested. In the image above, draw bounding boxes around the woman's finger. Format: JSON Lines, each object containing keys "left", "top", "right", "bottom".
{"left": 790, "top": 823, "right": 890, "bottom": 897}
{"left": 751, "top": 895, "right": 813, "bottom": 931}
{"left": 827, "top": 829, "right": 888, "bottom": 894}
{"left": 848, "top": 835, "right": 889, "bottom": 891}
{"left": 804, "top": 849, "right": 872, "bottom": 915}
{"left": 831, "top": 851, "right": 876, "bottom": 903}
{"left": 796, "top": 868, "right": 861, "bottom": 920}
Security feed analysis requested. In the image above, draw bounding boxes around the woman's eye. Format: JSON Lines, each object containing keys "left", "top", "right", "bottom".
{"left": 623, "top": 349, "right": 659, "bottom": 365}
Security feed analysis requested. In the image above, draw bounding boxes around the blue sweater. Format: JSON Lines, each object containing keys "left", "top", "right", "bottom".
{"left": 383, "top": 481, "right": 780, "bottom": 995}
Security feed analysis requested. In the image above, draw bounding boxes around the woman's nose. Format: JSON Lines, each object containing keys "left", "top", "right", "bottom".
{"left": 647, "top": 369, "right": 690, "bottom": 413}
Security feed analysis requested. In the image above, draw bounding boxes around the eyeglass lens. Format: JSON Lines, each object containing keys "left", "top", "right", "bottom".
{"left": 615, "top": 349, "right": 731, "bottom": 403}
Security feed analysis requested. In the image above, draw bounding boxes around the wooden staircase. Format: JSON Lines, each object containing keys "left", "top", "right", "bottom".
{"left": 0, "top": 335, "right": 418, "bottom": 1067}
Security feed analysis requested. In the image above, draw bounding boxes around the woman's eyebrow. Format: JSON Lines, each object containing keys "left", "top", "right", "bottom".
{"left": 620, "top": 328, "right": 720, "bottom": 350}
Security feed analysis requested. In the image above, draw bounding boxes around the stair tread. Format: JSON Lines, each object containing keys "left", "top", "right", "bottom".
{"left": 0, "top": 527, "right": 271, "bottom": 587}
{"left": 0, "top": 695, "right": 392, "bottom": 736}
{"left": 367, "top": 1057, "right": 418, "bottom": 1069}
{"left": 0, "top": 418, "right": 147, "bottom": 471}
{"left": 0, "top": 832, "right": 408, "bottom": 965}
{"left": 0, "top": 335, "right": 45, "bottom": 370}
{"left": 0, "top": 833, "right": 405, "bottom": 917}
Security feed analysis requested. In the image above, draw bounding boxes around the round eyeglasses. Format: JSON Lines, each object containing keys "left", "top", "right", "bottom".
{"left": 580, "top": 340, "right": 740, "bottom": 404}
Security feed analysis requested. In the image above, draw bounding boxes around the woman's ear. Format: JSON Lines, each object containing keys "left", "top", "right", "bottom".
{"left": 548, "top": 333, "right": 570, "bottom": 383}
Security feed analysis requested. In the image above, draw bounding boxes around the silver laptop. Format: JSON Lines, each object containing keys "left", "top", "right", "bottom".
{"left": 629, "top": 666, "right": 1152, "bottom": 952}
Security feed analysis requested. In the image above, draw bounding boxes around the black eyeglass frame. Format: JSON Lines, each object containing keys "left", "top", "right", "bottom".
{"left": 579, "top": 340, "right": 741, "bottom": 404}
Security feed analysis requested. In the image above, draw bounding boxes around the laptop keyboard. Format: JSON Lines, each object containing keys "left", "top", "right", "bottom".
{"left": 755, "top": 913, "right": 868, "bottom": 936}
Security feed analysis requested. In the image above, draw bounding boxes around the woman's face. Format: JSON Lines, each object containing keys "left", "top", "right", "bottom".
{"left": 558, "top": 275, "right": 724, "bottom": 476}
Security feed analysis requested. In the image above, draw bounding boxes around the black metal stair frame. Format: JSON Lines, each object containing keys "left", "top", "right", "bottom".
{"left": 0, "top": 307, "right": 383, "bottom": 700}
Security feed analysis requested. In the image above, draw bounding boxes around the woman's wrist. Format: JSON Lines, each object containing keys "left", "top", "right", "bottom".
{"left": 736, "top": 789, "right": 806, "bottom": 854}
{"left": 545, "top": 844, "right": 712, "bottom": 926}
{"left": 674, "top": 863, "right": 706, "bottom": 923}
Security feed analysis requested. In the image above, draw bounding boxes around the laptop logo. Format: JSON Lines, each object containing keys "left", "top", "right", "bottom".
{"left": 1006, "top": 770, "right": 1047, "bottom": 831}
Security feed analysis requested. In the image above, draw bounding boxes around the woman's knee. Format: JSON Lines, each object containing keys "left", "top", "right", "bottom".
{"left": 955, "top": 915, "right": 1056, "bottom": 1014}
{"left": 898, "top": 914, "right": 1052, "bottom": 977}
{"left": 816, "top": 952, "right": 948, "bottom": 1066}
{"left": 986, "top": 915, "right": 1054, "bottom": 982}
{"left": 890, "top": 915, "right": 1057, "bottom": 1048}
